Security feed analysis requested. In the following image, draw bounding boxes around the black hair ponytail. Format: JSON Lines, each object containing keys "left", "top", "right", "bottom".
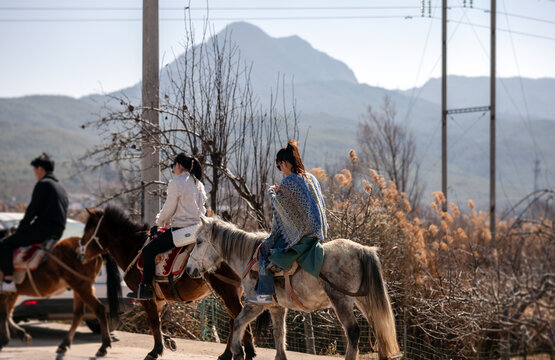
{"left": 190, "top": 158, "right": 203, "bottom": 181}
{"left": 276, "top": 140, "right": 306, "bottom": 175}
{"left": 174, "top": 152, "right": 203, "bottom": 181}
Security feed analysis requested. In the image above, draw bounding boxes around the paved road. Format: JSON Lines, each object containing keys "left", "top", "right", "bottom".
{"left": 0, "top": 322, "right": 353, "bottom": 360}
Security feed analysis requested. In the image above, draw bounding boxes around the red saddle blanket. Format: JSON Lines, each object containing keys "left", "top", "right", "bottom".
{"left": 13, "top": 239, "right": 57, "bottom": 271}
{"left": 137, "top": 245, "right": 192, "bottom": 280}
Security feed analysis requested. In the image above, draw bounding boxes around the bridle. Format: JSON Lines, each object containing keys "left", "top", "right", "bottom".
{"left": 78, "top": 214, "right": 105, "bottom": 262}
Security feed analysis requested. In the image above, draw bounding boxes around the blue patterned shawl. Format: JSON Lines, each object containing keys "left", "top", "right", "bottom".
{"left": 267, "top": 172, "right": 327, "bottom": 250}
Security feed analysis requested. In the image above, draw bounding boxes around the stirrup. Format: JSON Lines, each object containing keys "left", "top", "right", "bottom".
{"left": 126, "top": 283, "right": 153, "bottom": 299}
{"left": 245, "top": 294, "right": 274, "bottom": 304}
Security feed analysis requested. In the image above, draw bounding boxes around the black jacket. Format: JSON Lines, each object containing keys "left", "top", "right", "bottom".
{"left": 19, "top": 173, "right": 69, "bottom": 233}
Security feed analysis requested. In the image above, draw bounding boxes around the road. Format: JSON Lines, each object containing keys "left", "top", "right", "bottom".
{"left": 0, "top": 322, "right": 350, "bottom": 360}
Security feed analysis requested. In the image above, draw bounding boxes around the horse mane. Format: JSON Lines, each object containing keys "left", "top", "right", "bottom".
{"left": 101, "top": 206, "right": 148, "bottom": 241}
{"left": 209, "top": 217, "right": 267, "bottom": 261}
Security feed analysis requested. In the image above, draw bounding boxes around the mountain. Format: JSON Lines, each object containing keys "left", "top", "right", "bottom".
{"left": 0, "top": 96, "right": 98, "bottom": 201}
{"left": 1, "top": 22, "right": 554, "bottom": 210}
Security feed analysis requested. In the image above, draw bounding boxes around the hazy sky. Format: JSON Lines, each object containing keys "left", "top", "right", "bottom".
{"left": 1, "top": 0, "right": 554, "bottom": 98}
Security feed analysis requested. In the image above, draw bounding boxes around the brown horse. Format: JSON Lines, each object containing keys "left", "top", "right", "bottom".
{"left": 0, "top": 236, "right": 121, "bottom": 357}
{"left": 81, "top": 206, "right": 256, "bottom": 360}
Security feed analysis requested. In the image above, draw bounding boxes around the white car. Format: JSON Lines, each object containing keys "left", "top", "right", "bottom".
{"left": 0, "top": 212, "right": 132, "bottom": 333}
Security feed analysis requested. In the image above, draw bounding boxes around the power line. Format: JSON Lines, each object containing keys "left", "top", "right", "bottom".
{"left": 0, "top": 15, "right": 418, "bottom": 22}
{"left": 461, "top": 5, "right": 555, "bottom": 25}
{"left": 3, "top": 5, "right": 553, "bottom": 25}
{"left": 429, "top": 16, "right": 555, "bottom": 41}
{"left": 0, "top": 6, "right": 428, "bottom": 11}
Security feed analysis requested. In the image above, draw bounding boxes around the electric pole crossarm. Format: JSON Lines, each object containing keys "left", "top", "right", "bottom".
{"left": 446, "top": 106, "right": 491, "bottom": 115}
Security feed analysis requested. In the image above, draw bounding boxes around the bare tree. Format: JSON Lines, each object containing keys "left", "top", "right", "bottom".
{"left": 357, "top": 96, "right": 423, "bottom": 210}
{"left": 80, "top": 19, "right": 297, "bottom": 230}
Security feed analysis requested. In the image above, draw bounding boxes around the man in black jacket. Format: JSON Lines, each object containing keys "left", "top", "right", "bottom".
{"left": 0, "top": 153, "right": 69, "bottom": 292}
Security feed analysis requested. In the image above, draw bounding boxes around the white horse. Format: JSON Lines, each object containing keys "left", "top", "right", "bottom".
{"left": 186, "top": 217, "right": 400, "bottom": 360}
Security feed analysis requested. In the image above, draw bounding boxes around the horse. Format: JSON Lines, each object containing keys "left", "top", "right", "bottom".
{"left": 0, "top": 236, "right": 121, "bottom": 357}
{"left": 186, "top": 216, "right": 401, "bottom": 360}
{"left": 81, "top": 206, "right": 257, "bottom": 360}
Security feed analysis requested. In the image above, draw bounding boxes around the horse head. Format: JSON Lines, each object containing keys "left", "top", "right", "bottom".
{"left": 186, "top": 216, "right": 222, "bottom": 278}
{"left": 79, "top": 208, "right": 107, "bottom": 263}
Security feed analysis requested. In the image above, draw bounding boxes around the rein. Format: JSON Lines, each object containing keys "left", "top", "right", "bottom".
{"left": 123, "top": 239, "right": 148, "bottom": 279}
{"left": 39, "top": 244, "right": 96, "bottom": 283}
{"left": 78, "top": 214, "right": 105, "bottom": 260}
{"left": 241, "top": 243, "right": 261, "bottom": 280}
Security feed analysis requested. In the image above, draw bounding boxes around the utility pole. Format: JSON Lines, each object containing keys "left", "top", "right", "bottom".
{"left": 441, "top": 0, "right": 448, "bottom": 211}
{"left": 440, "top": 0, "right": 496, "bottom": 238}
{"left": 490, "top": 0, "right": 496, "bottom": 244}
{"left": 141, "top": 0, "right": 160, "bottom": 225}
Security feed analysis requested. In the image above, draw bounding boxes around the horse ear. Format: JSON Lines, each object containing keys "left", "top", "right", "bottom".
{"left": 86, "top": 208, "right": 95, "bottom": 216}
{"left": 200, "top": 215, "right": 208, "bottom": 225}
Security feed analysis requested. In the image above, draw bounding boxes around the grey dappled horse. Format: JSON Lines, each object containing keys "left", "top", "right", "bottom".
{"left": 186, "top": 217, "right": 400, "bottom": 360}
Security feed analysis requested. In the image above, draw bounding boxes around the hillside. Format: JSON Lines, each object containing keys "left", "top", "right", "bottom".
{"left": 1, "top": 22, "right": 553, "bottom": 209}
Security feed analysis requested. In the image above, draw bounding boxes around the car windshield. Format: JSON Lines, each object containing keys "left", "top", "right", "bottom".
{"left": 63, "top": 221, "right": 84, "bottom": 238}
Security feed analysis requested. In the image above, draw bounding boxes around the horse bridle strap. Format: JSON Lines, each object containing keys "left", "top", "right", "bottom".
{"left": 79, "top": 214, "right": 105, "bottom": 258}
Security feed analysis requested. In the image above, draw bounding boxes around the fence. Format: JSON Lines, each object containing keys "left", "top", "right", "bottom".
{"left": 187, "top": 294, "right": 546, "bottom": 360}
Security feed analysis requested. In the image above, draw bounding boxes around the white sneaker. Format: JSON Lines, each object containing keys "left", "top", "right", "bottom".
{"left": 245, "top": 294, "right": 274, "bottom": 304}
{"left": 1, "top": 281, "right": 17, "bottom": 293}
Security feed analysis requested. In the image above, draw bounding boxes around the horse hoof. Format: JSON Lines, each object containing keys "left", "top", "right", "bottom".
{"left": 164, "top": 338, "right": 177, "bottom": 352}
{"left": 245, "top": 346, "right": 256, "bottom": 360}
{"left": 22, "top": 334, "right": 32, "bottom": 346}
{"left": 218, "top": 350, "right": 232, "bottom": 360}
{"left": 144, "top": 355, "right": 157, "bottom": 360}
{"left": 96, "top": 348, "right": 107, "bottom": 357}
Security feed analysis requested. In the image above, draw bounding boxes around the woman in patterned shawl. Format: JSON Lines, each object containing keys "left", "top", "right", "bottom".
{"left": 246, "top": 140, "right": 328, "bottom": 304}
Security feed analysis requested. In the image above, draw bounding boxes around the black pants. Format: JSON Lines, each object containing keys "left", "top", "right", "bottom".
{"left": 0, "top": 225, "right": 63, "bottom": 277}
{"left": 142, "top": 230, "right": 175, "bottom": 285}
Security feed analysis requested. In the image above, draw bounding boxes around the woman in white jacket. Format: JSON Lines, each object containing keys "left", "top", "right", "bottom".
{"left": 128, "top": 152, "right": 207, "bottom": 299}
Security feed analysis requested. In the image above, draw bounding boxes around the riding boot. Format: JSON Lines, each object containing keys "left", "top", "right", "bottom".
{"left": 126, "top": 283, "right": 154, "bottom": 299}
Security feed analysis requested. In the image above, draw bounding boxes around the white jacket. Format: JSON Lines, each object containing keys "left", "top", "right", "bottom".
{"left": 155, "top": 173, "right": 207, "bottom": 228}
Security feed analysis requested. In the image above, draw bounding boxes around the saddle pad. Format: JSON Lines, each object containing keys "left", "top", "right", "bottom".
{"left": 13, "top": 239, "right": 57, "bottom": 271}
{"left": 137, "top": 245, "right": 190, "bottom": 277}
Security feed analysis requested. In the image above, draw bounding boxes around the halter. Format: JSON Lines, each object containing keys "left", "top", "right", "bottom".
{"left": 78, "top": 214, "right": 105, "bottom": 261}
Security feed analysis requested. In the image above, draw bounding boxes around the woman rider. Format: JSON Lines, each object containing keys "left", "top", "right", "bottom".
{"left": 246, "top": 140, "right": 328, "bottom": 304}
{"left": 127, "top": 152, "right": 207, "bottom": 300}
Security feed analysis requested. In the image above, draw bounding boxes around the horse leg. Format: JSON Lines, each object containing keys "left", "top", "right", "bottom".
{"left": 8, "top": 317, "right": 31, "bottom": 346}
{"left": 0, "top": 305, "right": 10, "bottom": 350}
{"left": 211, "top": 279, "right": 256, "bottom": 360}
{"left": 326, "top": 290, "right": 359, "bottom": 360}
{"left": 269, "top": 307, "right": 288, "bottom": 360}
{"left": 162, "top": 333, "right": 176, "bottom": 352}
{"left": 231, "top": 304, "right": 266, "bottom": 360}
{"left": 4, "top": 294, "right": 30, "bottom": 346}
{"left": 75, "top": 287, "right": 111, "bottom": 357}
{"left": 57, "top": 294, "right": 85, "bottom": 354}
{"left": 140, "top": 299, "right": 165, "bottom": 360}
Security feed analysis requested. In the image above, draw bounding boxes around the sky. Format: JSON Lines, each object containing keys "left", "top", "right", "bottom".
{"left": 0, "top": 0, "right": 554, "bottom": 98}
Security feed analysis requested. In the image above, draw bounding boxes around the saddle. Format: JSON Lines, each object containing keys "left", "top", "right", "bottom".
{"left": 136, "top": 243, "right": 193, "bottom": 284}
{"left": 246, "top": 248, "right": 307, "bottom": 311}
{"left": 11, "top": 239, "right": 58, "bottom": 284}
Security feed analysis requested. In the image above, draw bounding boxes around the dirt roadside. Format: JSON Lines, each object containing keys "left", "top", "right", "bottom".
{"left": 0, "top": 322, "right": 350, "bottom": 360}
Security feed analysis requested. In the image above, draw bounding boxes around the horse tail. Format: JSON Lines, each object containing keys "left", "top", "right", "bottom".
{"left": 358, "top": 247, "right": 400, "bottom": 358}
{"left": 103, "top": 254, "right": 122, "bottom": 324}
